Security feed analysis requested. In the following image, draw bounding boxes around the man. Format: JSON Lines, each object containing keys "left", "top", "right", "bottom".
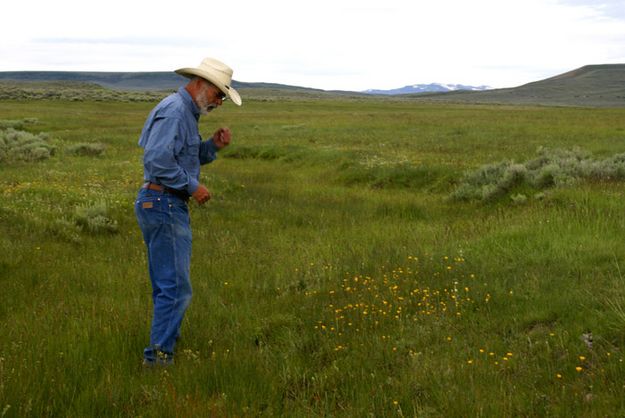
{"left": 135, "top": 57, "right": 242, "bottom": 366}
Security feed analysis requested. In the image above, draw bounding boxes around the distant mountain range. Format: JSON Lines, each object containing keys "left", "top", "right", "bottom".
{"left": 1, "top": 64, "right": 624, "bottom": 107}
{"left": 363, "top": 83, "right": 491, "bottom": 95}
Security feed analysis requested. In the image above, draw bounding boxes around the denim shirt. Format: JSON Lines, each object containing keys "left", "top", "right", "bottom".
{"left": 138, "top": 87, "right": 219, "bottom": 194}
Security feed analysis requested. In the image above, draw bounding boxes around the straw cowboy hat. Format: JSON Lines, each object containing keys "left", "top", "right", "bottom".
{"left": 176, "top": 57, "right": 242, "bottom": 106}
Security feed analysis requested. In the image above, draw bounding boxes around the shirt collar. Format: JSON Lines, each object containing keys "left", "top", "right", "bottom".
{"left": 177, "top": 87, "right": 200, "bottom": 120}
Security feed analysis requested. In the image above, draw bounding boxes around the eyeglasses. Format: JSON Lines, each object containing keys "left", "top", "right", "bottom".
{"left": 204, "top": 80, "right": 227, "bottom": 101}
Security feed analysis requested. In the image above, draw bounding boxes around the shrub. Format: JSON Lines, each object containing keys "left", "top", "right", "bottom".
{"left": 0, "top": 128, "right": 55, "bottom": 163}
{"left": 74, "top": 201, "right": 118, "bottom": 234}
{"left": 584, "top": 152, "right": 625, "bottom": 180}
{"left": 452, "top": 147, "right": 625, "bottom": 202}
{"left": 67, "top": 142, "right": 106, "bottom": 157}
{"left": 450, "top": 161, "right": 523, "bottom": 201}
{"left": 0, "top": 118, "right": 38, "bottom": 130}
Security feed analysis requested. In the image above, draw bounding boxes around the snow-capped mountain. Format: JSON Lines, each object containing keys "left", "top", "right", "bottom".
{"left": 363, "top": 83, "right": 491, "bottom": 95}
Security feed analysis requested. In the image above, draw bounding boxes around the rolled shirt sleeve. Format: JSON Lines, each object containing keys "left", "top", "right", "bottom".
{"left": 200, "top": 138, "right": 219, "bottom": 165}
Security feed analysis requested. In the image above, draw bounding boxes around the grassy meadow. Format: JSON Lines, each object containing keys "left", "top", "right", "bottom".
{"left": 2, "top": 95, "right": 625, "bottom": 416}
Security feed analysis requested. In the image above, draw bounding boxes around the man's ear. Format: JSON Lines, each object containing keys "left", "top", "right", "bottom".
{"left": 188, "top": 77, "right": 200, "bottom": 88}
{"left": 185, "top": 77, "right": 202, "bottom": 96}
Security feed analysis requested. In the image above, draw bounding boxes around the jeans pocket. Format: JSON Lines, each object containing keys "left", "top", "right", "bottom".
{"left": 135, "top": 195, "right": 172, "bottom": 227}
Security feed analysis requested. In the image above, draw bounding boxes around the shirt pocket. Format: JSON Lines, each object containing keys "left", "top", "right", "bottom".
{"left": 178, "top": 133, "right": 201, "bottom": 169}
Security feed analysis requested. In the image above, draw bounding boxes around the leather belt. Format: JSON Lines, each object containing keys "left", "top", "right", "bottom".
{"left": 142, "top": 182, "right": 190, "bottom": 202}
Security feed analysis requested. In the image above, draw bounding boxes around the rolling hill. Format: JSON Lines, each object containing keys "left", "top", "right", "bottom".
{"left": 0, "top": 71, "right": 332, "bottom": 94}
{"left": 412, "top": 64, "right": 625, "bottom": 107}
{"left": 0, "top": 71, "right": 187, "bottom": 91}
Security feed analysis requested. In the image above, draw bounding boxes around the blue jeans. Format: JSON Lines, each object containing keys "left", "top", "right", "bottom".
{"left": 135, "top": 188, "right": 192, "bottom": 363}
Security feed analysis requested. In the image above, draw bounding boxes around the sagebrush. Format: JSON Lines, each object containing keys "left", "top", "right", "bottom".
{"left": 0, "top": 127, "right": 54, "bottom": 163}
{"left": 451, "top": 146, "right": 625, "bottom": 201}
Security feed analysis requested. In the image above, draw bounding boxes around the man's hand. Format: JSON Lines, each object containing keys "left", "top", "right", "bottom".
{"left": 213, "top": 127, "right": 232, "bottom": 149}
{"left": 192, "top": 184, "right": 211, "bottom": 205}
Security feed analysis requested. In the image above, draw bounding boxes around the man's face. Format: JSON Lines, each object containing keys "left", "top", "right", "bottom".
{"left": 195, "top": 80, "right": 226, "bottom": 115}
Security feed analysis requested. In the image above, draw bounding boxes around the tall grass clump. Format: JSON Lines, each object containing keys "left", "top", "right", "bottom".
{"left": 0, "top": 127, "right": 55, "bottom": 163}
{"left": 452, "top": 147, "right": 625, "bottom": 202}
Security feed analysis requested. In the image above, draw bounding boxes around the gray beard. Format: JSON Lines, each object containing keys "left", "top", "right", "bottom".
{"left": 196, "top": 84, "right": 217, "bottom": 114}
{"left": 199, "top": 103, "right": 217, "bottom": 115}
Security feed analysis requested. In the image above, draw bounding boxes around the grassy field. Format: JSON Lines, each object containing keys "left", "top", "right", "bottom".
{"left": 2, "top": 96, "right": 625, "bottom": 417}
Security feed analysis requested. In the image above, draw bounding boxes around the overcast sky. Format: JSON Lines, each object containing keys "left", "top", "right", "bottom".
{"left": 3, "top": 0, "right": 625, "bottom": 91}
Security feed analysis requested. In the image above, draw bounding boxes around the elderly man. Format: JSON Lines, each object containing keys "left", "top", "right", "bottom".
{"left": 135, "top": 57, "right": 241, "bottom": 366}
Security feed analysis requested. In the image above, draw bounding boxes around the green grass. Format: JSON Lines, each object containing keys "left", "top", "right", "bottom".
{"left": 2, "top": 97, "right": 625, "bottom": 416}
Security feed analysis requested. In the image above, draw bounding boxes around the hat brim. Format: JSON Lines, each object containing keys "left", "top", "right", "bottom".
{"left": 175, "top": 68, "right": 242, "bottom": 106}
